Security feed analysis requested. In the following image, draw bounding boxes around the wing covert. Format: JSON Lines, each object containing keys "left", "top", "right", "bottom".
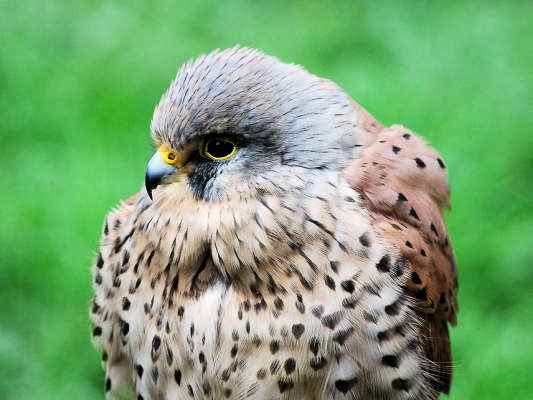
{"left": 345, "top": 124, "right": 459, "bottom": 394}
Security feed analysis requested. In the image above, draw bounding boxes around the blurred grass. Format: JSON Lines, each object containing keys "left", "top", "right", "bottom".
{"left": 1, "top": 1, "right": 532, "bottom": 399}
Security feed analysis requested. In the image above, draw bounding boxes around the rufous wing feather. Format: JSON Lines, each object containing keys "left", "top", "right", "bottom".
{"left": 346, "top": 124, "right": 458, "bottom": 394}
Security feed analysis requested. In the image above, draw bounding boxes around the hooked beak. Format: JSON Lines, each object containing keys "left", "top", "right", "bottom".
{"left": 145, "top": 151, "right": 178, "bottom": 200}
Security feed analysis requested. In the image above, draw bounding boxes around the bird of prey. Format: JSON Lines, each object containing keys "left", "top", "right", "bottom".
{"left": 90, "top": 47, "right": 458, "bottom": 400}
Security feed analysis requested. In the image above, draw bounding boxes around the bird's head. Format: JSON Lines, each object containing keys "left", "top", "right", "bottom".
{"left": 144, "top": 47, "right": 370, "bottom": 204}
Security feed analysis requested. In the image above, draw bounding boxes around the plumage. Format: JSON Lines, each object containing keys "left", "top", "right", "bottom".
{"left": 90, "top": 47, "right": 458, "bottom": 400}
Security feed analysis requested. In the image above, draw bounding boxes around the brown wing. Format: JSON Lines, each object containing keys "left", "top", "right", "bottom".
{"left": 345, "top": 123, "right": 458, "bottom": 394}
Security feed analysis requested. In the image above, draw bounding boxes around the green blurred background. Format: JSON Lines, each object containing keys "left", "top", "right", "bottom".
{"left": 1, "top": 1, "right": 532, "bottom": 399}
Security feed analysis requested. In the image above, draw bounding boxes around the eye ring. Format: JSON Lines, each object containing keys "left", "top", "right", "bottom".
{"left": 201, "top": 137, "right": 238, "bottom": 161}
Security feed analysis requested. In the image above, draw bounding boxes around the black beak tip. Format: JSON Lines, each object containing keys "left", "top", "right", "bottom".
{"left": 145, "top": 173, "right": 154, "bottom": 200}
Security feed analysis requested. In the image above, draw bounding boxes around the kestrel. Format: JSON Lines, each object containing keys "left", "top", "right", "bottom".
{"left": 90, "top": 47, "right": 458, "bottom": 400}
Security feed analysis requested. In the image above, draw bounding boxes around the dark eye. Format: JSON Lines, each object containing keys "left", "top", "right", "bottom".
{"left": 201, "top": 138, "right": 237, "bottom": 161}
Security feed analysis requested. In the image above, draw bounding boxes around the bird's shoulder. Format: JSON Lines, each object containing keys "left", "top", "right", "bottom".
{"left": 345, "top": 123, "right": 458, "bottom": 394}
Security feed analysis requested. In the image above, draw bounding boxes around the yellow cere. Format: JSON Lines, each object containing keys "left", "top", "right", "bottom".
{"left": 159, "top": 144, "right": 179, "bottom": 165}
